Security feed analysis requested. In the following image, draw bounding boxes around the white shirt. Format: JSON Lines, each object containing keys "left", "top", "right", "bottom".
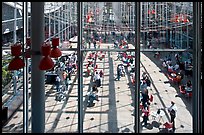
{"left": 174, "top": 64, "right": 180, "bottom": 70}
{"left": 168, "top": 65, "right": 173, "bottom": 70}
{"left": 94, "top": 74, "right": 100, "bottom": 81}
{"left": 56, "top": 76, "right": 61, "bottom": 82}
{"left": 168, "top": 104, "right": 177, "bottom": 113}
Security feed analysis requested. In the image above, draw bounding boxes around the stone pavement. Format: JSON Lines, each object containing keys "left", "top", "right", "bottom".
{"left": 2, "top": 43, "right": 192, "bottom": 133}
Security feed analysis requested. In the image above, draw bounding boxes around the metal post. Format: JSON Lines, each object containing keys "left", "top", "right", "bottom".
{"left": 58, "top": 8, "right": 60, "bottom": 39}
{"left": 49, "top": 8, "right": 51, "bottom": 42}
{"left": 61, "top": 6, "right": 64, "bottom": 41}
{"left": 65, "top": 4, "right": 67, "bottom": 41}
{"left": 134, "top": 2, "right": 140, "bottom": 133}
{"left": 13, "top": 2, "right": 17, "bottom": 44}
{"left": 23, "top": 2, "right": 29, "bottom": 133}
{"left": 186, "top": 4, "right": 189, "bottom": 49}
{"left": 192, "top": 2, "right": 201, "bottom": 133}
{"left": 13, "top": 2, "right": 17, "bottom": 95}
{"left": 77, "top": 2, "right": 83, "bottom": 133}
{"left": 54, "top": 3, "right": 56, "bottom": 35}
{"left": 31, "top": 2, "right": 45, "bottom": 133}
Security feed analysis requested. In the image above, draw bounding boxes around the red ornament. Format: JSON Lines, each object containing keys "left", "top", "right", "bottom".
{"left": 52, "top": 37, "right": 59, "bottom": 47}
{"left": 183, "top": 18, "right": 189, "bottom": 23}
{"left": 50, "top": 37, "right": 62, "bottom": 58}
{"left": 151, "top": 10, "right": 155, "bottom": 14}
{"left": 25, "top": 48, "right": 31, "bottom": 58}
{"left": 38, "top": 56, "right": 54, "bottom": 70}
{"left": 148, "top": 10, "right": 151, "bottom": 14}
{"left": 50, "top": 48, "right": 62, "bottom": 58}
{"left": 39, "top": 42, "right": 54, "bottom": 70}
{"left": 8, "top": 43, "right": 25, "bottom": 70}
{"left": 8, "top": 57, "right": 25, "bottom": 70}
{"left": 41, "top": 43, "right": 51, "bottom": 56}
{"left": 11, "top": 43, "right": 22, "bottom": 56}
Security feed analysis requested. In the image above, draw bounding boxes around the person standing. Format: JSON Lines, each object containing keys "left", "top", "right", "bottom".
{"left": 94, "top": 71, "right": 101, "bottom": 87}
{"left": 93, "top": 39, "right": 97, "bottom": 49}
{"left": 167, "top": 101, "right": 177, "bottom": 132}
{"left": 63, "top": 70, "right": 68, "bottom": 90}
{"left": 55, "top": 75, "right": 61, "bottom": 92}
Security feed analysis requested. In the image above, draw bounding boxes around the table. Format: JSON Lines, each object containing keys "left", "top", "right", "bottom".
{"left": 185, "top": 86, "right": 192, "bottom": 92}
{"left": 151, "top": 109, "right": 165, "bottom": 122}
{"left": 170, "top": 73, "right": 177, "bottom": 77}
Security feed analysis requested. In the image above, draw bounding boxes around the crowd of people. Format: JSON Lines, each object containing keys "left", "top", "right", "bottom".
{"left": 51, "top": 52, "right": 78, "bottom": 101}
{"left": 51, "top": 33, "right": 191, "bottom": 132}
{"left": 161, "top": 52, "right": 193, "bottom": 96}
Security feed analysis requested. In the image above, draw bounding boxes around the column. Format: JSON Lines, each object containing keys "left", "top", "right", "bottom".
{"left": 135, "top": 2, "right": 140, "bottom": 133}
{"left": 31, "top": 2, "right": 45, "bottom": 133}
{"left": 192, "top": 2, "right": 201, "bottom": 133}
{"left": 23, "top": 2, "right": 29, "bottom": 133}
{"left": 77, "top": 2, "right": 83, "bottom": 133}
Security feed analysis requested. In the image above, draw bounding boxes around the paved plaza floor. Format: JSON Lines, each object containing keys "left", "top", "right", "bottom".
{"left": 2, "top": 43, "right": 193, "bottom": 133}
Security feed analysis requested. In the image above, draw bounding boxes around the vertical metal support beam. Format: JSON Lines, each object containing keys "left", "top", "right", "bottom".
{"left": 58, "top": 9, "right": 60, "bottom": 38}
{"left": 134, "top": 2, "right": 140, "bottom": 133}
{"left": 49, "top": 8, "right": 51, "bottom": 42}
{"left": 77, "top": 2, "right": 83, "bottom": 133}
{"left": 31, "top": 2, "right": 45, "bottom": 133}
{"left": 54, "top": 3, "right": 56, "bottom": 35}
{"left": 193, "top": 2, "right": 201, "bottom": 133}
{"left": 13, "top": 2, "right": 17, "bottom": 95}
{"left": 23, "top": 2, "right": 29, "bottom": 133}
{"left": 13, "top": 2, "right": 17, "bottom": 44}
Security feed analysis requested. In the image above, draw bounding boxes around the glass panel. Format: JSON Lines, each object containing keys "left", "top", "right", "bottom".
{"left": 82, "top": 50, "right": 135, "bottom": 133}
{"left": 2, "top": 2, "right": 24, "bottom": 133}
{"left": 140, "top": 2, "right": 193, "bottom": 50}
{"left": 82, "top": 2, "right": 136, "bottom": 133}
{"left": 140, "top": 51, "right": 193, "bottom": 133}
{"left": 44, "top": 2, "right": 79, "bottom": 133}
{"left": 2, "top": 1, "right": 201, "bottom": 134}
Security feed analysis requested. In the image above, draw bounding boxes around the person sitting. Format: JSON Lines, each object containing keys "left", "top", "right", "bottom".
{"left": 167, "top": 64, "right": 174, "bottom": 73}
{"left": 166, "top": 59, "right": 172, "bottom": 66}
{"left": 186, "top": 80, "right": 192, "bottom": 87}
{"left": 173, "top": 62, "right": 180, "bottom": 72}
{"left": 162, "top": 61, "right": 167, "bottom": 69}
{"left": 87, "top": 88, "right": 99, "bottom": 106}
{"left": 185, "top": 80, "right": 192, "bottom": 93}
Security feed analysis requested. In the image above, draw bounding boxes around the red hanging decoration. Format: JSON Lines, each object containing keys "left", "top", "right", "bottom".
{"left": 183, "top": 18, "right": 189, "bottom": 23}
{"left": 51, "top": 37, "right": 59, "bottom": 47}
{"left": 148, "top": 10, "right": 151, "bottom": 14}
{"left": 50, "top": 37, "right": 62, "bottom": 58}
{"left": 39, "top": 42, "right": 54, "bottom": 70}
{"left": 8, "top": 43, "right": 25, "bottom": 70}
{"left": 151, "top": 9, "right": 155, "bottom": 14}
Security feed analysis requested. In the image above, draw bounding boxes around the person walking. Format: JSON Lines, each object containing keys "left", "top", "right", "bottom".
{"left": 116, "top": 65, "right": 122, "bottom": 81}
{"left": 142, "top": 104, "right": 150, "bottom": 126}
{"left": 94, "top": 71, "right": 101, "bottom": 87}
{"left": 167, "top": 101, "right": 177, "bottom": 132}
